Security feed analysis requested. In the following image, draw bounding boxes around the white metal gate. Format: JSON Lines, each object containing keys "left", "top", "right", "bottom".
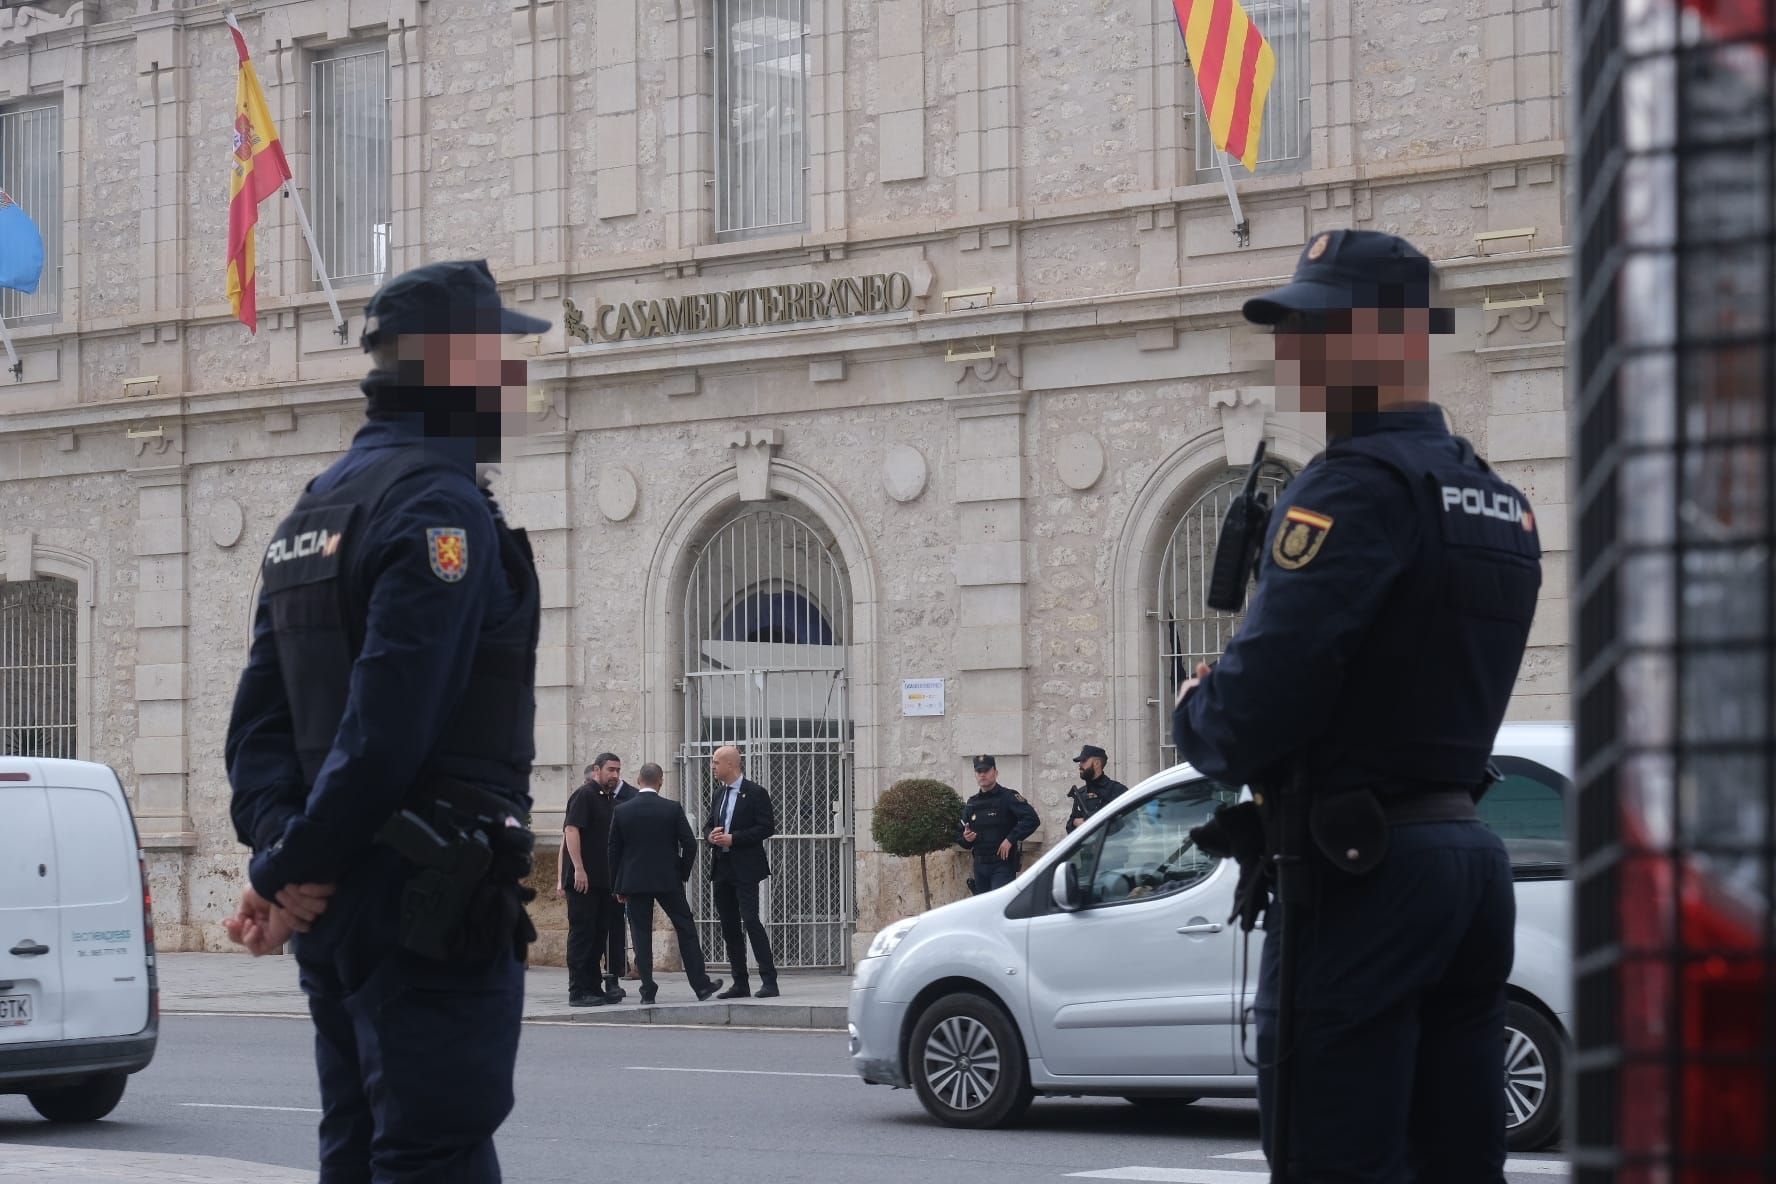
{"left": 0, "top": 578, "right": 77, "bottom": 758}
{"left": 1156, "top": 465, "right": 1289, "bottom": 770}
{"left": 677, "top": 509, "right": 854, "bottom": 969}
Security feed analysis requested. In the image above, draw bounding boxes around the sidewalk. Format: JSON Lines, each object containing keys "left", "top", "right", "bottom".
{"left": 156, "top": 952, "right": 851, "bottom": 1031}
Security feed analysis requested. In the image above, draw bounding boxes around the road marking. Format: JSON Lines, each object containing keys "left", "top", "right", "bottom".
{"left": 1210, "top": 1152, "right": 1268, "bottom": 1160}
{"left": 1210, "top": 1150, "right": 1568, "bottom": 1176}
{"left": 623, "top": 1065, "right": 854, "bottom": 1079}
{"left": 1079, "top": 1160, "right": 1570, "bottom": 1182}
{"left": 180, "top": 1103, "right": 322, "bottom": 1114}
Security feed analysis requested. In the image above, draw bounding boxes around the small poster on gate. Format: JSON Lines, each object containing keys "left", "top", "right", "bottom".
{"left": 901, "top": 678, "right": 945, "bottom": 717}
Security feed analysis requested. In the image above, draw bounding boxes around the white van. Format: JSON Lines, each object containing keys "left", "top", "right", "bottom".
{"left": 0, "top": 757, "right": 159, "bottom": 1122}
{"left": 849, "top": 722, "right": 1572, "bottom": 1151}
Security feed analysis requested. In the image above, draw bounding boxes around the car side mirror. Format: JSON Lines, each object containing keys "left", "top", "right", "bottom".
{"left": 1051, "top": 863, "right": 1083, "bottom": 912}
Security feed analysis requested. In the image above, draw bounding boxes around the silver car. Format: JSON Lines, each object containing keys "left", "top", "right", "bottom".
{"left": 848, "top": 722, "right": 1571, "bottom": 1151}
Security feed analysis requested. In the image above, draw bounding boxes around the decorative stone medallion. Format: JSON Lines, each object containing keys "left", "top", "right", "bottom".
{"left": 598, "top": 466, "right": 640, "bottom": 522}
{"left": 883, "top": 445, "right": 929, "bottom": 503}
{"left": 1055, "top": 433, "right": 1106, "bottom": 492}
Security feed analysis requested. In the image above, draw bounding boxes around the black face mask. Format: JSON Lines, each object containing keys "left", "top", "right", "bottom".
{"left": 361, "top": 365, "right": 506, "bottom": 465}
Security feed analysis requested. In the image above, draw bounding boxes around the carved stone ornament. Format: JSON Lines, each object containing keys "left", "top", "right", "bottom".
{"left": 598, "top": 466, "right": 640, "bottom": 522}
{"left": 1055, "top": 433, "right": 1106, "bottom": 492}
{"left": 1211, "top": 388, "right": 1275, "bottom": 467}
{"left": 952, "top": 348, "right": 1021, "bottom": 395}
{"left": 0, "top": 3, "right": 88, "bottom": 49}
{"left": 883, "top": 445, "right": 928, "bottom": 503}
{"left": 727, "top": 429, "right": 783, "bottom": 502}
{"left": 1482, "top": 296, "right": 1568, "bottom": 339}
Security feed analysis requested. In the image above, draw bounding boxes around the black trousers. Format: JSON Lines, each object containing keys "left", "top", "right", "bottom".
{"left": 565, "top": 886, "right": 614, "bottom": 996}
{"left": 713, "top": 877, "right": 777, "bottom": 987}
{"left": 625, "top": 889, "right": 714, "bottom": 994}
{"left": 605, "top": 898, "right": 628, "bottom": 981}
{"left": 1255, "top": 820, "right": 1514, "bottom": 1183}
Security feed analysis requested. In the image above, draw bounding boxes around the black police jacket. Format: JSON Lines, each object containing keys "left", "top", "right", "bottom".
{"left": 958, "top": 785, "right": 1040, "bottom": 859}
{"left": 225, "top": 417, "right": 541, "bottom": 900}
{"left": 1173, "top": 404, "right": 1541, "bottom": 794}
{"left": 1067, "top": 775, "right": 1130, "bottom": 826}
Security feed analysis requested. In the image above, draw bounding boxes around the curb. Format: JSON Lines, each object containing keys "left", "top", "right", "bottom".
{"left": 162, "top": 1003, "right": 849, "bottom": 1031}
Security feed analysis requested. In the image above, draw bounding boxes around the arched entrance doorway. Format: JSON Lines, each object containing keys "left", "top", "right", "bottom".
{"left": 677, "top": 504, "right": 854, "bottom": 969}
{"left": 1155, "top": 463, "right": 1290, "bottom": 770}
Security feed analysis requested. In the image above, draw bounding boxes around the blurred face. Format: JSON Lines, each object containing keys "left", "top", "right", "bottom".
{"left": 1078, "top": 757, "right": 1105, "bottom": 781}
{"left": 1271, "top": 307, "right": 1433, "bottom": 414}
{"left": 975, "top": 767, "right": 998, "bottom": 790}
{"left": 712, "top": 747, "right": 741, "bottom": 783}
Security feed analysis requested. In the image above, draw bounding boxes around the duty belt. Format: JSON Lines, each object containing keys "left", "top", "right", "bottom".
{"left": 1378, "top": 787, "right": 1478, "bottom": 825}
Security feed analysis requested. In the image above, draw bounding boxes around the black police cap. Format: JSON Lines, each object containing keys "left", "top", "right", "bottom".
{"left": 359, "top": 259, "right": 551, "bottom": 351}
{"left": 1073, "top": 745, "right": 1107, "bottom": 764}
{"left": 1242, "top": 230, "right": 1453, "bottom": 332}
{"left": 973, "top": 755, "right": 996, "bottom": 773}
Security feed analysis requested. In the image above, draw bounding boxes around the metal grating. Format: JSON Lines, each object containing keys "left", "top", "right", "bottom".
{"left": 714, "top": 0, "right": 809, "bottom": 240}
{"left": 1157, "top": 464, "right": 1289, "bottom": 772}
{"left": 1193, "top": 0, "right": 1311, "bottom": 178}
{"left": 677, "top": 508, "right": 854, "bottom": 969}
{"left": 0, "top": 578, "right": 76, "bottom": 759}
{"left": 1572, "top": 0, "right": 1776, "bottom": 1179}
{"left": 0, "top": 103, "right": 59, "bottom": 322}
{"left": 310, "top": 45, "right": 390, "bottom": 287}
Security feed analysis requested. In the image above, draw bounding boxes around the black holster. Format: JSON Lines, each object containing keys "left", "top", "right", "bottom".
{"left": 375, "top": 778, "right": 539, "bottom": 965}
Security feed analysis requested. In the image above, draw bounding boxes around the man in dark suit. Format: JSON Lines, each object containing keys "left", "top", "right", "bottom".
{"left": 704, "top": 744, "right": 779, "bottom": 999}
{"left": 562, "top": 756, "right": 621, "bottom": 1007}
{"left": 608, "top": 763, "right": 723, "bottom": 1004}
{"left": 594, "top": 754, "right": 639, "bottom": 996}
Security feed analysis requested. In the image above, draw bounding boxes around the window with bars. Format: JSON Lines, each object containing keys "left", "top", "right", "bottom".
{"left": 0, "top": 102, "right": 60, "bottom": 322}
{"left": 310, "top": 44, "right": 390, "bottom": 288}
{"left": 1193, "top": 0, "right": 1310, "bottom": 179}
{"left": 713, "top": 0, "right": 809, "bottom": 241}
{"left": 0, "top": 578, "right": 77, "bottom": 759}
{"left": 1156, "top": 465, "right": 1290, "bottom": 771}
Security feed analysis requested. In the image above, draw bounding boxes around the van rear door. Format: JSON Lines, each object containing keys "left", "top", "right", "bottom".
{"left": 47, "top": 773, "right": 149, "bottom": 1040}
{"left": 0, "top": 760, "right": 63, "bottom": 1045}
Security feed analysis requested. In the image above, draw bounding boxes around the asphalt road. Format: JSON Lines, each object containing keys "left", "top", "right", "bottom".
{"left": 0, "top": 1015, "right": 1567, "bottom": 1183}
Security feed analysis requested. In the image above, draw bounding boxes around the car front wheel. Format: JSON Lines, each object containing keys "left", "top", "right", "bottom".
{"left": 1504, "top": 1001, "right": 1564, "bottom": 1151}
{"left": 909, "top": 992, "right": 1034, "bottom": 1129}
{"left": 28, "top": 1073, "right": 128, "bottom": 1123}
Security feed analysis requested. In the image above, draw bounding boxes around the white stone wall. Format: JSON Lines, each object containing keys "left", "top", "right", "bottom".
{"left": 0, "top": 0, "right": 1573, "bottom": 954}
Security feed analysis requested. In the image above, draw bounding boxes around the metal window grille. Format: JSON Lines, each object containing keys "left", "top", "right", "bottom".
{"left": 0, "top": 578, "right": 77, "bottom": 759}
{"left": 0, "top": 103, "right": 59, "bottom": 322}
{"left": 677, "top": 507, "right": 855, "bottom": 969}
{"left": 310, "top": 45, "right": 390, "bottom": 288}
{"left": 713, "top": 0, "right": 809, "bottom": 240}
{"left": 1573, "top": 0, "right": 1776, "bottom": 1180}
{"left": 1193, "top": 0, "right": 1310, "bottom": 179}
{"left": 1156, "top": 465, "right": 1289, "bottom": 772}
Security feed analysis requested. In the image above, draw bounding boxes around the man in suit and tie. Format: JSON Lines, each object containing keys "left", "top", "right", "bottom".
{"left": 704, "top": 745, "right": 779, "bottom": 999}
{"left": 608, "top": 763, "right": 723, "bottom": 1004}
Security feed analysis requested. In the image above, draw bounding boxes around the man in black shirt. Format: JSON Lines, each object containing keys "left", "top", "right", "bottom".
{"left": 562, "top": 753, "right": 624, "bottom": 1006}
{"left": 1066, "top": 745, "right": 1130, "bottom": 831}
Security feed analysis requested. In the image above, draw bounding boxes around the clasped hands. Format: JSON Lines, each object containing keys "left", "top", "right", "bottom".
{"left": 707, "top": 826, "right": 735, "bottom": 850}
{"left": 223, "top": 883, "right": 336, "bottom": 957}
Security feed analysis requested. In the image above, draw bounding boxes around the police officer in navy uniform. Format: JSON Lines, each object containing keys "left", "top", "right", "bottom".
{"left": 223, "top": 259, "right": 550, "bottom": 1183}
{"left": 957, "top": 756, "right": 1040, "bottom": 894}
{"left": 1065, "top": 744, "right": 1129, "bottom": 831}
{"left": 1173, "top": 230, "right": 1541, "bottom": 1182}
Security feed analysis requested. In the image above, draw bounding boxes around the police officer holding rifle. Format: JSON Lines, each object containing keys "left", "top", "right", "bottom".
{"left": 1174, "top": 230, "right": 1542, "bottom": 1183}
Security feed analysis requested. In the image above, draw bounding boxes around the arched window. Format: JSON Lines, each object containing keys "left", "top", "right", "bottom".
{"left": 717, "top": 589, "right": 834, "bottom": 646}
{"left": 1, "top": 576, "right": 78, "bottom": 758}
{"left": 1156, "top": 464, "right": 1290, "bottom": 770}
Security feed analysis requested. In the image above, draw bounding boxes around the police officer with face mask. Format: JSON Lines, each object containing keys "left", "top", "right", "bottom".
{"left": 1173, "top": 231, "right": 1541, "bottom": 1182}
{"left": 1065, "top": 744, "right": 1129, "bottom": 832}
{"left": 223, "top": 260, "right": 549, "bottom": 1183}
{"left": 957, "top": 756, "right": 1040, "bottom": 894}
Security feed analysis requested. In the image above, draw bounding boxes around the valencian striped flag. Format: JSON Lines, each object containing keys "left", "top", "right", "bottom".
{"left": 1173, "top": 0, "right": 1278, "bottom": 172}
{"left": 225, "top": 11, "right": 292, "bottom": 333}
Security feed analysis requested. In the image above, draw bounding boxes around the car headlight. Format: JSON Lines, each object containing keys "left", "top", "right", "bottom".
{"left": 866, "top": 917, "right": 918, "bottom": 959}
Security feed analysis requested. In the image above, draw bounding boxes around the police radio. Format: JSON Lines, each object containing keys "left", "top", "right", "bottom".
{"left": 1205, "top": 441, "right": 1276, "bottom": 613}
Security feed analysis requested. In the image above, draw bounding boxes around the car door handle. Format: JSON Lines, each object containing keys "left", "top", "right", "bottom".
{"left": 1176, "top": 922, "right": 1223, "bottom": 935}
{"left": 8, "top": 940, "right": 49, "bottom": 957}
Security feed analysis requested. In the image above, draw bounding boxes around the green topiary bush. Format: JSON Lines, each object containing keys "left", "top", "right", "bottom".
{"left": 873, "top": 778, "right": 966, "bottom": 911}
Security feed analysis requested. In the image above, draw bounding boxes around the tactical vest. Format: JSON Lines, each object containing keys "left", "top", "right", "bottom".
{"left": 1303, "top": 431, "right": 1542, "bottom": 792}
{"left": 257, "top": 448, "right": 541, "bottom": 800}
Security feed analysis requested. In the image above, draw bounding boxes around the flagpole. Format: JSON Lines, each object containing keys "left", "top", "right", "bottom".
{"left": 1216, "top": 151, "right": 1251, "bottom": 249}
{"left": 281, "top": 181, "right": 347, "bottom": 344}
{"left": 0, "top": 310, "right": 20, "bottom": 382}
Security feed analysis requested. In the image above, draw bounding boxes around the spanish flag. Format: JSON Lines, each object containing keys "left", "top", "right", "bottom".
{"left": 225, "top": 11, "right": 292, "bottom": 334}
{"left": 1173, "top": 0, "right": 1278, "bottom": 172}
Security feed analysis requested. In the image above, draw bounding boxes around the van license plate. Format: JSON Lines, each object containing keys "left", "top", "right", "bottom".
{"left": 0, "top": 995, "right": 31, "bottom": 1026}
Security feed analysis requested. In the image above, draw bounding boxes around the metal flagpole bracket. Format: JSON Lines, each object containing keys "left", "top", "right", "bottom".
{"left": 281, "top": 181, "right": 349, "bottom": 344}
{"left": 0, "top": 311, "right": 21, "bottom": 381}
{"left": 1217, "top": 151, "right": 1251, "bottom": 248}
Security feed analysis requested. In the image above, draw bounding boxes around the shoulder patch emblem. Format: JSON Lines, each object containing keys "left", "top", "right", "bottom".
{"left": 1012, "top": 792, "right": 1027, "bottom": 804}
{"left": 1306, "top": 232, "right": 1332, "bottom": 261}
{"left": 427, "top": 527, "right": 468, "bottom": 583}
{"left": 1272, "top": 506, "right": 1333, "bottom": 571}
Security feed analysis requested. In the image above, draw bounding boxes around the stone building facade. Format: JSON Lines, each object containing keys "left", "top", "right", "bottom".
{"left": 0, "top": 0, "right": 1569, "bottom": 964}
